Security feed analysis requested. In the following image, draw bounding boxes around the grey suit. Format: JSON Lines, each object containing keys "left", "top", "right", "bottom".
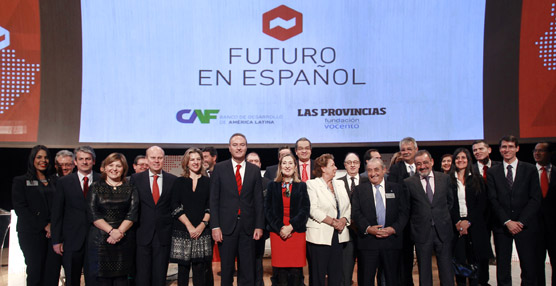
{"left": 404, "top": 171, "right": 454, "bottom": 286}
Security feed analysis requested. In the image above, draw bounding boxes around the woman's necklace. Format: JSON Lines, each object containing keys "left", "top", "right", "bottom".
{"left": 106, "top": 180, "right": 122, "bottom": 190}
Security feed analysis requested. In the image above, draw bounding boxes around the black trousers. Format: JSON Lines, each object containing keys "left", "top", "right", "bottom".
{"left": 136, "top": 231, "right": 170, "bottom": 286}
{"left": 538, "top": 219, "right": 556, "bottom": 286}
{"left": 97, "top": 276, "right": 128, "bottom": 286}
{"left": 178, "top": 262, "right": 212, "bottom": 286}
{"left": 358, "top": 249, "right": 400, "bottom": 286}
{"left": 219, "top": 218, "right": 256, "bottom": 286}
{"left": 271, "top": 267, "right": 304, "bottom": 286}
{"left": 306, "top": 231, "right": 343, "bottom": 286}
{"left": 493, "top": 229, "right": 538, "bottom": 286}
{"left": 18, "top": 231, "right": 61, "bottom": 286}
{"left": 399, "top": 226, "right": 415, "bottom": 286}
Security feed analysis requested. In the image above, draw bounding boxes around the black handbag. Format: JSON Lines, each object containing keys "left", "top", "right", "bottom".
{"left": 452, "top": 234, "right": 479, "bottom": 279}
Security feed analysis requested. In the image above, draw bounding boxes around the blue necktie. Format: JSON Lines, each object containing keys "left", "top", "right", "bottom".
{"left": 375, "top": 185, "right": 385, "bottom": 226}
{"left": 425, "top": 176, "right": 433, "bottom": 203}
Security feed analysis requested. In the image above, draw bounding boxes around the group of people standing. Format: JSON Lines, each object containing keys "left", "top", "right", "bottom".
{"left": 10, "top": 134, "right": 555, "bottom": 286}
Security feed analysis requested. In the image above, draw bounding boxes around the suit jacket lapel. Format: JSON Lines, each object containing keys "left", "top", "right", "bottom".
{"left": 141, "top": 172, "right": 156, "bottom": 207}
{"left": 366, "top": 183, "right": 377, "bottom": 221}
{"left": 411, "top": 175, "right": 430, "bottom": 205}
{"left": 159, "top": 171, "right": 173, "bottom": 201}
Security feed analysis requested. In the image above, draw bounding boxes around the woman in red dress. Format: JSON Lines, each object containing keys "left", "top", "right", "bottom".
{"left": 265, "top": 154, "right": 310, "bottom": 286}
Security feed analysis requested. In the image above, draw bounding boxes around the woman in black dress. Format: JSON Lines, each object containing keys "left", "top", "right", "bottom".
{"left": 12, "top": 145, "right": 61, "bottom": 286}
{"left": 170, "top": 148, "right": 213, "bottom": 285}
{"left": 86, "top": 153, "right": 139, "bottom": 286}
{"left": 449, "top": 148, "right": 493, "bottom": 286}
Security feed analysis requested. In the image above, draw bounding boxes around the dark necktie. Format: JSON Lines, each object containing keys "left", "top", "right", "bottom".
{"left": 350, "top": 176, "right": 356, "bottom": 194}
{"left": 506, "top": 165, "right": 514, "bottom": 188}
{"left": 482, "top": 165, "right": 488, "bottom": 182}
{"left": 424, "top": 176, "right": 433, "bottom": 203}
{"left": 152, "top": 174, "right": 160, "bottom": 204}
{"left": 541, "top": 166, "right": 549, "bottom": 198}
{"left": 375, "top": 185, "right": 385, "bottom": 226}
{"left": 83, "top": 176, "right": 89, "bottom": 198}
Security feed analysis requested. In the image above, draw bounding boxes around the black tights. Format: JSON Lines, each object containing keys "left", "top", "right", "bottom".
{"left": 178, "top": 262, "right": 212, "bottom": 286}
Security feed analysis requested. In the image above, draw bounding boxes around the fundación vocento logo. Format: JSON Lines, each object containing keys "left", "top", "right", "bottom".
{"left": 176, "top": 109, "right": 219, "bottom": 124}
{"left": 262, "top": 5, "right": 303, "bottom": 41}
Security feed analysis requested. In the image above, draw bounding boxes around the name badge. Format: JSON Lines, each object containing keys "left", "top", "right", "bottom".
{"left": 385, "top": 193, "right": 395, "bottom": 199}
{"left": 26, "top": 180, "right": 39, "bottom": 186}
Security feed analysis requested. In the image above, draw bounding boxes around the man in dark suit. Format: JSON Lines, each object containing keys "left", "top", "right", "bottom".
{"left": 202, "top": 146, "right": 218, "bottom": 177}
{"left": 51, "top": 145, "right": 100, "bottom": 286}
{"left": 131, "top": 146, "right": 177, "bottom": 286}
{"left": 487, "top": 136, "right": 542, "bottom": 286}
{"left": 352, "top": 158, "right": 409, "bottom": 285}
{"left": 263, "top": 146, "right": 292, "bottom": 181}
{"left": 404, "top": 150, "right": 454, "bottom": 286}
{"left": 359, "top": 149, "right": 381, "bottom": 181}
{"left": 295, "top": 137, "right": 315, "bottom": 182}
{"left": 247, "top": 151, "right": 270, "bottom": 286}
{"left": 211, "top": 133, "right": 264, "bottom": 286}
{"left": 387, "top": 137, "right": 418, "bottom": 286}
{"left": 54, "top": 149, "right": 75, "bottom": 177}
{"left": 472, "top": 140, "right": 501, "bottom": 181}
{"left": 337, "top": 152, "right": 361, "bottom": 286}
{"left": 471, "top": 139, "right": 499, "bottom": 285}
{"left": 534, "top": 142, "right": 556, "bottom": 286}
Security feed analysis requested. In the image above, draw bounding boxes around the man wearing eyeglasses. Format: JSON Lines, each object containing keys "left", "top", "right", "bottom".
{"left": 54, "top": 150, "right": 75, "bottom": 177}
{"left": 337, "top": 152, "right": 361, "bottom": 286}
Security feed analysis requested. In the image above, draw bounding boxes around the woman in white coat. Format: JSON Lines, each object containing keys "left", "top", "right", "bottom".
{"left": 305, "top": 153, "right": 351, "bottom": 286}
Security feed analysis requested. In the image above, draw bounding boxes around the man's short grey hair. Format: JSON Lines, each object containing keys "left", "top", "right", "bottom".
{"left": 74, "top": 146, "right": 96, "bottom": 161}
{"left": 399, "top": 137, "right": 418, "bottom": 150}
{"left": 366, "top": 157, "right": 385, "bottom": 169}
{"left": 55, "top": 150, "right": 75, "bottom": 161}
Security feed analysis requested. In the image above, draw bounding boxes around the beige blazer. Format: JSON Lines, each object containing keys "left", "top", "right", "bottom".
{"left": 306, "top": 177, "right": 351, "bottom": 245}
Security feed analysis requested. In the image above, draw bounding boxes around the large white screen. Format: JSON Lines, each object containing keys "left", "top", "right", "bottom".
{"left": 80, "top": 1, "right": 485, "bottom": 144}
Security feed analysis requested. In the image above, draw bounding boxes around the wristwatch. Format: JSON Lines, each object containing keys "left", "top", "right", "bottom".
{"left": 202, "top": 221, "right": 209, "bottom": 227}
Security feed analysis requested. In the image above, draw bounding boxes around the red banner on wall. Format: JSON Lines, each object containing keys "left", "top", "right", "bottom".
{"left": 0, "top": 0, "right": 41, "bottom": 142}
{"left": 519, "top": 1, "right": 556, "bottom": 138}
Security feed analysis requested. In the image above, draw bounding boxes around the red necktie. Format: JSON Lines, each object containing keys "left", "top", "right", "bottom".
{"left": 302, "top": 163, "right": 308, "bottom": 182}
{"left": 152, "top": 174, "right": 160, "bottom": 204}
{"left": 83, "top": 176, "right": 89, "bottom": 198}
{"left": 482, "top": 165, "right": 488, "bottom": 182}
{"left": 235, "top": 164, "right": 242, "bottom": 194}
{"left": 541, "top": 167, "right": 549, "bottom": 198}
{"left": 235, "top": 165, "right": 242, "bottom": 215}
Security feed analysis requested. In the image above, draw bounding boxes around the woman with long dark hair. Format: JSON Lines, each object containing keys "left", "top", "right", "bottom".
{"left": 12, "top": 145, "right": 61, "bottom": 285}
{"left": 449, "top": 148, "right": 493, "bottom": 286}
{"left": 265, "top": 153, "right": 310, "bottom": 285}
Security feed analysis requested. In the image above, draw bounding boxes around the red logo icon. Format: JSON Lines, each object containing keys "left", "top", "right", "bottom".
{"left": 263, "top": 5, "right": 303, "bottom": 41}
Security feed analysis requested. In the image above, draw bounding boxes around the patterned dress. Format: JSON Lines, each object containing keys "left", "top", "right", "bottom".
{"left": 86, "top": 181, "right": 139, "bottom": 277}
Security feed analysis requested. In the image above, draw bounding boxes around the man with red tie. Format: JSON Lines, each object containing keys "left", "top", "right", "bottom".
{"left": 51, "top": 146, "right": 100, "bottom": 286}
{"left": 131, "top": 146, "right": 177, "bottom": 286}
{"left": 472, "top": 140, "right": 501, "bottom": 181}
{"left": 210, "top": 133, "right": 264, "bottom": 286}
{"left": 295, "top": 137, "right": 315, "bottom": 182}
{"left": 471, "top": 140, "right": 499, "bottom": 285}
{"left": 534, "top": 142, "right": 555, "bottom": 285}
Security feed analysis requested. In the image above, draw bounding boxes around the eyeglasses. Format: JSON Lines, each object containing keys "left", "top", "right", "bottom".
{"left": 57, "top": 163, "right": 74, "bottom": 167}
{"left": 345, "top": 160, "right": 360, "bottom": 165}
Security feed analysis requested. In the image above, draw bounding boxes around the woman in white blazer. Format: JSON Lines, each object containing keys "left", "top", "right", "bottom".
{"left": 305, "top": 153, "right": 351, "bottom": 286}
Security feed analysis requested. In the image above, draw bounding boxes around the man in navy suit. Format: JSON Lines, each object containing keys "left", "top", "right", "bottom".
{"left": 131, "top": 146, "right": 177, "bottom": 286}
{"left": 352, "top": 158, "right": 409, "bottom": 285}
{"left": 51, "top": 145, "right": 100, "bottom": 286}
{"left": 211, "top": 133, "right": 264, "bottom": 286}
{"left": 487, "top": 135, "right": 542, "bottom": 286}
{"left": 387, "top": 136, "right": 418, "bottom": 286}
{"left": 404, "top": 150, "right": 454, "bottom": 286}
